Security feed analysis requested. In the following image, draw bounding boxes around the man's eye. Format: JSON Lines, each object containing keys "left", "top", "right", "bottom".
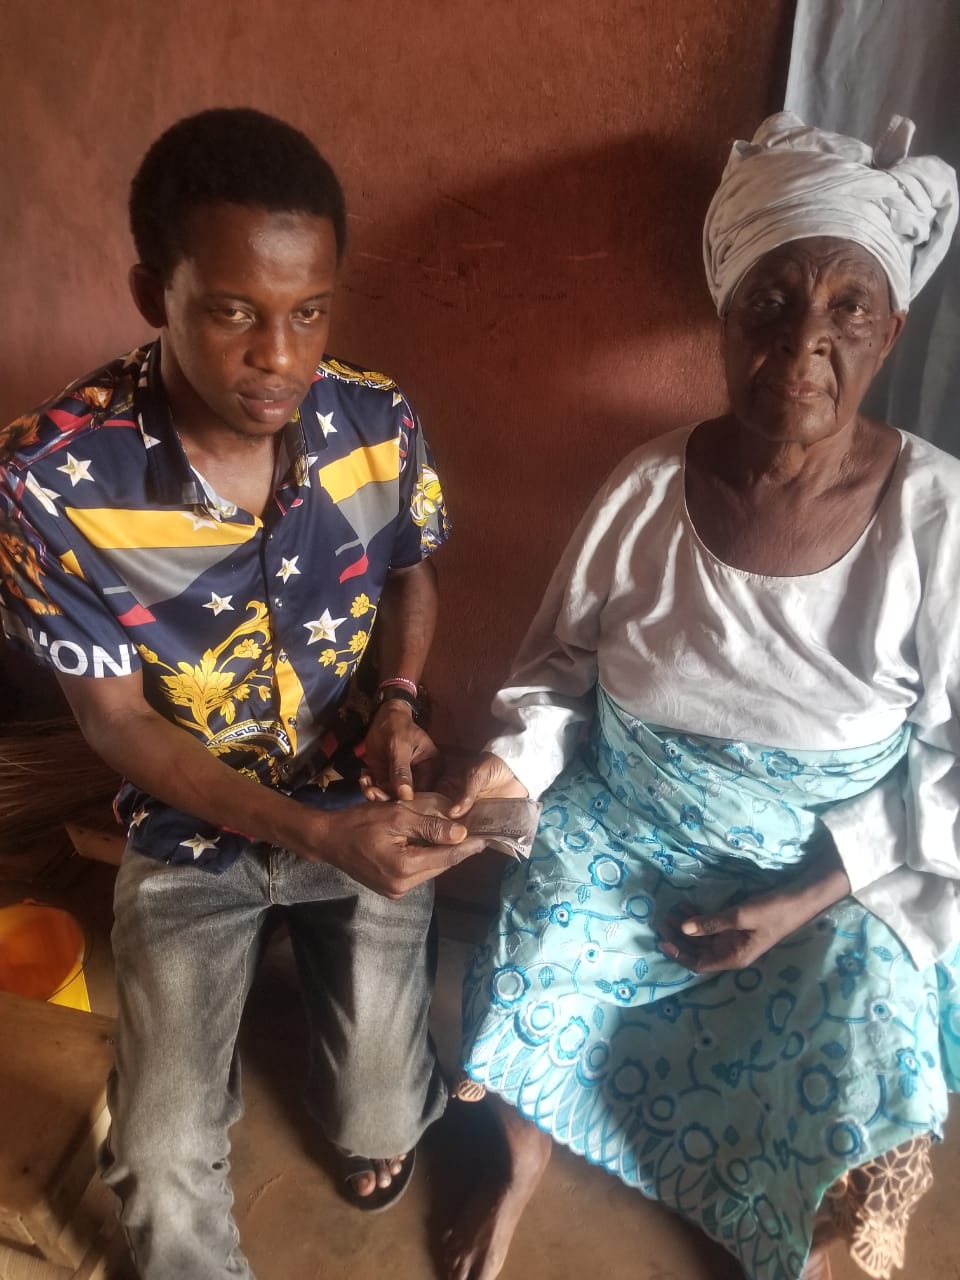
{"left": 215, "top": 308, "right": 249, "bottom": 323}
{"left": 297, "top": 307, "right": 326, "bottom": 323}
{"left": 838, "top": 299, "right": 868, "bottom": 316}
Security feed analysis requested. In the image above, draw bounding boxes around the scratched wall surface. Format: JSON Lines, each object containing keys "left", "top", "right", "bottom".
{"left": 0, "top": 0, "right": 791, "bottom": 736}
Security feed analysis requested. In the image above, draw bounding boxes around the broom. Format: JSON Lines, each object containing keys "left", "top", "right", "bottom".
{"left": 0, "top": 718, "right": 121, "bottom": 852}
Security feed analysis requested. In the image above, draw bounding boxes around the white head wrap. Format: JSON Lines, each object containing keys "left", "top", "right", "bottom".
{"left": 703, "top": 112, "right": 958, "bottom": 315}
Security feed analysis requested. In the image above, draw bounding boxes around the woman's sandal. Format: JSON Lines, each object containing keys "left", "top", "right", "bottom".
{"left": 338, "top": 1147, "right": 417, "bottom": 1213}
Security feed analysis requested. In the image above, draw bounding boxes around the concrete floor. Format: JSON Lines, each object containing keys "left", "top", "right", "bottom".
{"left": 7, "top": 857, "right": 960, "bottom": 1280}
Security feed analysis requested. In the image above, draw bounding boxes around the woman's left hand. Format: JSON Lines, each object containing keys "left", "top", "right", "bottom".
{"left": 658, "top": 834, "right": 853, "bottom": 973}
{"left": 658, "top": 890, "right": 818, "bottom": 972}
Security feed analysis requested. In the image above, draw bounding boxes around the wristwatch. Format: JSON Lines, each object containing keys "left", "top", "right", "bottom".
{"left": 372, "top": 684, "right": 423, "bottom": 723}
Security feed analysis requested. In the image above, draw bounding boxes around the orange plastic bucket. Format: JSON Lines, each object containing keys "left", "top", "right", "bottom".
{"left": 0, "top": 901, "right": 90, "bottom": 1011}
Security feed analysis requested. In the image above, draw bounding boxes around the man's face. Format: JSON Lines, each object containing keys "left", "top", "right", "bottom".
{"left": 134, "top": 203, "right": 338, "bottom": 441}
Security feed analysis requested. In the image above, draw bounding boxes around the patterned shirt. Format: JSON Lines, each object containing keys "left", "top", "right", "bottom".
{"left": 0, "top": 344, "right": 451, "bottom": 871}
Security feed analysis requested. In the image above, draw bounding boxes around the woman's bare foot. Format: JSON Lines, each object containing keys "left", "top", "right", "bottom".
{"left": 442, "top": 1096, "right": 552, "bottom": 1280}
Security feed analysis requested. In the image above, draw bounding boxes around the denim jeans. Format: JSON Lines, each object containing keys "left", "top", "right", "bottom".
{"left": 100, "top": 843, "right": 446, "bottom": 1279}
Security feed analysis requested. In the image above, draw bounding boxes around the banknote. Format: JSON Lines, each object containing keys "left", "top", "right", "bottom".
{"left": 459, "top": 797, "right": 542, "bottom": 859}
{"left": 402, "top": 793, "right": 542, "bottom": 859}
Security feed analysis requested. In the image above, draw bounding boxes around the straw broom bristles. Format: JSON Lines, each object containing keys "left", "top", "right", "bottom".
{"left": 0, "top": 717, "right": 121, "bottom": 850}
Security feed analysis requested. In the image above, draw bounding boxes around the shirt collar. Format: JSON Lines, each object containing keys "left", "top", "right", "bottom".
{"left": 135, "top": 342, "right": 314, "bottom": 509}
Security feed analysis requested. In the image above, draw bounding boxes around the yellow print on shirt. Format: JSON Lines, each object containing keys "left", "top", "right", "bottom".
{"left": 411, "top": 466, "right": 446, "bottom": 529}
{"left": 0, "top": 412, "right": 42, "bottom": 463}
{"left": 0, "top": 515, "right": 63, "bottom": 616}
{"left": 318, "top": 358, "right": 397, "bottom": 391}
{"left": 317, "top": 593, "right": 377, "bottom": 678}
{"left": 137, "top": 602, "right": 275, "bottom": 746}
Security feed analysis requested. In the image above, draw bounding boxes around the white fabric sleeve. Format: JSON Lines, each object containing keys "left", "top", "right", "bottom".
{"left": 822, "top": 492, "right": 960, "bottom": 970}
{"left": 820, "top": 770, "right": 907, "bottom": 893}
{"left": 821, "top": 745, "right": 960, "bottom": 969}
{"left": 485, "top": 460, "right": 638, "bottom": 799}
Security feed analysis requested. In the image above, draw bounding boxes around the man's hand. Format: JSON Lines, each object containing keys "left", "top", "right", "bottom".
{"left": 438, "top": 751, "right": 528, "bottom": 818}
{"left": 53, "top": 664, "right": 480, "bottom": 900}
{"left": 360, "top": 701, "right": 439, "bottom": 802}
{"left": 295, "top": 800, "right": 486, "bottom": 899}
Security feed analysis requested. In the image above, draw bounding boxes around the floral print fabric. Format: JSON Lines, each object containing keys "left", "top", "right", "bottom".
{"left": 462, "top": 689, "right": 960, "bottom": 1279}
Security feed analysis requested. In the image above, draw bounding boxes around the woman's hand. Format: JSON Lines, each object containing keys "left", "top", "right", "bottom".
{"left": 437, "top": 751, "right": 528, "bottom": 817}
{"left": 658, "top": 831, "right": 852, "bottom": 973}
{"left": 658, "top": 891, "right": 819, "bottom": 972}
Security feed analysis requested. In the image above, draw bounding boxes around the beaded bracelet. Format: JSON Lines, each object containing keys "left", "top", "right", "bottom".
{"left": 376, "top": 676, "right": 419, "bottom": 697}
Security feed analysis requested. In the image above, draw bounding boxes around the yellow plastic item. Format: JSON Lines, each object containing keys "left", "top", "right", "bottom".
{"left": 0, "top": 901, "right": 90, "bottom": 1011}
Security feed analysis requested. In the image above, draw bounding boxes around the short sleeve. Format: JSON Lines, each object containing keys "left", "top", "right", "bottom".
{"left": 0, "top": 472, "right": 140, "bottom": 680}
{"left": 388, "top": 395, "right": 451, "bottom": 568}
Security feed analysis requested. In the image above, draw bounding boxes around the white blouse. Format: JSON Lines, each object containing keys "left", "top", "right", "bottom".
{"left": 488, "top": 425, "right": 960, "bottom": 969}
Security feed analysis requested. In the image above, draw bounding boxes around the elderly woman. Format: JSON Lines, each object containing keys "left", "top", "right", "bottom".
{"left": 442, "top": 114, "right": 960, "bottom": 1280}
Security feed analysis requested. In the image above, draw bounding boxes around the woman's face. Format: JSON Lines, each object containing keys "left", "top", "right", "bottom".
{"left": 722, "top": 236, "right": 905, "bottom": 447}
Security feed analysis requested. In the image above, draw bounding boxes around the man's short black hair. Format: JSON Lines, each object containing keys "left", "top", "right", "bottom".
{"left": 129, "top": 107, "right": 347, "bottom": 280}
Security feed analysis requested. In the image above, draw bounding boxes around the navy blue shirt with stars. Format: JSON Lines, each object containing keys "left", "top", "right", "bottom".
{"left": 0, "top": 345, "right": 451, "bottom": 870}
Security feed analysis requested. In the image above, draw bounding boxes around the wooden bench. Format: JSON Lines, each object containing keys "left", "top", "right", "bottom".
{"left": 0, "top": 993, "right": 125, "bottom": 1279}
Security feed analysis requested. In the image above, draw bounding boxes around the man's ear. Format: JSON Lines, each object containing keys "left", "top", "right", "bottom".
{"left": 129, "top": 264, "right": 167, "bottom": 329}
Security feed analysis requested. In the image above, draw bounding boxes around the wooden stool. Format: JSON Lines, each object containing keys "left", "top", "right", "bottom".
{"left": 62, "top": 822, "right": 123, "bottom": 871}
{"left": 0, "top": 992, "right": 125, "bottom": 1278}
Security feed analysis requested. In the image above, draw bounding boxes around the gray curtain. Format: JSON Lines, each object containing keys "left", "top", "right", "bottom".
{"left": 786, "top": 0, "right": 960, "bottom": 455}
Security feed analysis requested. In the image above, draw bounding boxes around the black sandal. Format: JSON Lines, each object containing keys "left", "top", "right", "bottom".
{"left": 338, "top": 1147, "right": 416, "bottom": 1213}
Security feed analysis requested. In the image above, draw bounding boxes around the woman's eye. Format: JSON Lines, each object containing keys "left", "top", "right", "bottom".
{"left": 750, "top": 294, "right": 785, "bottom": 314}
{"left": 739, "top": 296, "right": 785, "bottom": 325}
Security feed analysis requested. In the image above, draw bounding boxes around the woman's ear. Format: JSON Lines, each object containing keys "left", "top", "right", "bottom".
{"left": 878, "top": 310, "right": 907, "bottom": 366}
{"left": 129, "top": 264, "right": 167, "bottom": 329}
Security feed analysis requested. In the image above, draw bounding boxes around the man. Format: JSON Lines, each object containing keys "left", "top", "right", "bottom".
{"left": 0, "top": 108, "right": 483, "bottom": 1279}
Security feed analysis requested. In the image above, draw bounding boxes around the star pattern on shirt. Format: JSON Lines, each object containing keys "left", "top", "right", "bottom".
{"left": 203, "top": 593, "right": 234, "bottom": 616}
{"left": 180, "top": 833, "right": 220, "bottom": 859}
{"left": 6, "top": 341, "right": 452, "bottom": 882}
{"left": 300, "top": 454, "right": 319, "bottom": 488}
{"left": 304, "top": 608, "right": 346, "bottom": 644}
{"left": 277, "top": 557, "right": 301, "bottom": 583}
{"left": 24, "top": 472, "right": 60, "bottom": 516}
{"left": 135, "top": 409, "right": 162, "bottom": 450}
{"left": 181, "top": 511, "right": 220, "bottom": 531}
{"left": 57, "top": 452, "right": 94, "bottom": 486}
